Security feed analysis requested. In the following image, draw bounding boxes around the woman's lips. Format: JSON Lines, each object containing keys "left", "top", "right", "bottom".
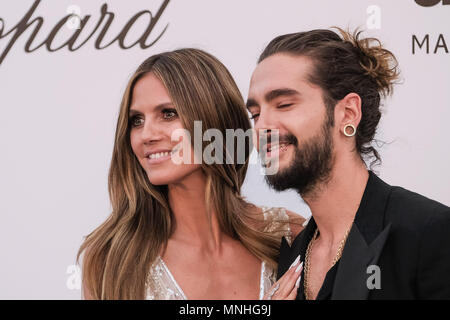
{"left": 146, "top": 147, "right": 180, "bottom": 165}
{"left": 146, "top": 153, "right": 172, "bottom": 165}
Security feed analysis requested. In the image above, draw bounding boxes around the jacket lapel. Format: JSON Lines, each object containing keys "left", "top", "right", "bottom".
{"left": 277, "top": 216, "right": 317, "bottom": 280}
{"left": 331, "top": 171, "right": 393, "bottom": 300}
{"left": 277, "top": 171, "right": 394, "bottom": 299}
{"left": 331, "top": 222, "right": 391, "bottom": 299}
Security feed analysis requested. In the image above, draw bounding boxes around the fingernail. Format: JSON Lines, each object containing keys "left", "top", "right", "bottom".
{"left": 295, "top": 275, "right": 301, "bottom": 288}
{"left": 289, "top": 254, "right": 301, "bottom": 269}
{"left": 295, "top": 261, "right": 303, "bottom": 273}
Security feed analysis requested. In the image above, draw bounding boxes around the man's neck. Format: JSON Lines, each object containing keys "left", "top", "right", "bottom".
{"left": 302, "top": 158, "right": 369, "bottom": 247}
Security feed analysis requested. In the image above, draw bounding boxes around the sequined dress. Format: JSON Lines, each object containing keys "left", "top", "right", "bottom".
{"left": 145, "top": 206, "right": 292, "bottom": 300}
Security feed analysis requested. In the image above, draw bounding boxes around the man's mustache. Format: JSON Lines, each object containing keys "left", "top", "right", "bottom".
{"left": 259, "top": 132, "right": 298, "bottom": 150}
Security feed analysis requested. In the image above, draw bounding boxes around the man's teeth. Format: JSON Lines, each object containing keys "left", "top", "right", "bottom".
{"left": 268, "top": 143, "right": 288, "bottom": 152}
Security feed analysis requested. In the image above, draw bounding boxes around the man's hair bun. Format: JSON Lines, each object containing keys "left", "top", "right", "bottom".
{"left": 337, "top": 27, "right": 400, "bottom": 97}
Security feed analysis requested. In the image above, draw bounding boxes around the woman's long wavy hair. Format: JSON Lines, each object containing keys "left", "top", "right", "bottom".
{"left": 76, "top": 48, "right": 289, "bottom": 299}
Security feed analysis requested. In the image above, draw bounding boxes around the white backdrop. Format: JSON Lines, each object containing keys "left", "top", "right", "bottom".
{"left": 0, "top": 0, "right": 449, "bottom": 299}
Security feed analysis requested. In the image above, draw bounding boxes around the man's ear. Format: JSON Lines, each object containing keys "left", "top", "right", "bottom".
{"left": 335, "top": 93, "right": 362, "bottom": 135}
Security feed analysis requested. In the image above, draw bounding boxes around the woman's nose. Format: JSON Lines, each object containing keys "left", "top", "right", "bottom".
{"left": 141, "top": 120, "right": 164, "bottom": 144}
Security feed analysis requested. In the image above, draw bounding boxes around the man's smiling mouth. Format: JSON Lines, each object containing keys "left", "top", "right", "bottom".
{"left": 267, "top": 143, "right": 291, "bottom": 153}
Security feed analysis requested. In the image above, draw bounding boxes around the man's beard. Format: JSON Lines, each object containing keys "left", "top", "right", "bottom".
{"left": 264, "top": 117, "right": 335, "bottom": 196}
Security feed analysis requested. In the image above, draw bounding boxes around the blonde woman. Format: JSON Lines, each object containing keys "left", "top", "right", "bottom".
{"left": 77, "top": 48, "right": 305, "bottom": 300}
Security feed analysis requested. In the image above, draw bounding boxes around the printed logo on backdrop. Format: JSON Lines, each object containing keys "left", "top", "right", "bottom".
{"left": 366, "top": 5, "right": 381, "bottom": 30}
{"left": 66, "top": 264, "right": 81, "bottom": 291}
{"left": 413, "top": 0, "right": 449, "bottom": 54}
{"left": 415, "top": 0, "right": 450, "bottom": 7}
{"left": 0, "top": 0, "right": 171, "bottom": 65}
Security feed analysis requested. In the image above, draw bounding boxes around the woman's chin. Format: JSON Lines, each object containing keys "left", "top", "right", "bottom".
{"left": 146, "top": 165, "right": 203, "bottom": 187}
{"left": 147, "top": 176, "right": 173, "bottom": 186}
{"left": 147, "top": 172, "right": 188, "bottom": 186}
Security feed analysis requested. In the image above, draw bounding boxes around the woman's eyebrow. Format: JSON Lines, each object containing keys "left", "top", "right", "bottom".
{"left": 129, "top": 102, "right": 174, "bottom": 116}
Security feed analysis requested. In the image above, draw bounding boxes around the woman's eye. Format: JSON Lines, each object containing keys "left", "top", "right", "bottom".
{"left": 162, "top": 108, "right": 178, "bottom": 119}
{"left": 130, "top": 116, "right": 144, "bottom": 127}
{"left": 250, "top": 113, "right": 260, "bottom": 120}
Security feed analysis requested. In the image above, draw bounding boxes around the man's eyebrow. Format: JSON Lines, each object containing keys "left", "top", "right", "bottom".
{"left": 129, "top": 102, "right": 174, "bottom": 115}
{"left": 246, "top": 98, "right": 259, "bottom": 109}
{"left": 246, "top": 88, "right": 301, "bottom": 109}
{"left": 265, "top": 88, "right": 300, "bottom": 102}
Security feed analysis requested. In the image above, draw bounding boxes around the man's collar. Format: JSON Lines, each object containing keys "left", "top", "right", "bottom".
{"left": 353, "top": 170, "right": 392, "bottom": 245}
{"left": 292, "top": 170, "right": 391, "bottom": 247}
{"left": 300, "top": 170, "right": 392, "bottom": 245}
{"left": 278, "top": 170, "right": 394, "bottom": 286}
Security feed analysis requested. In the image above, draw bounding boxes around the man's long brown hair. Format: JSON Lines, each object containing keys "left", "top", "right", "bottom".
{"left": 259, "top": 28, "right": 400, "bottom": 168}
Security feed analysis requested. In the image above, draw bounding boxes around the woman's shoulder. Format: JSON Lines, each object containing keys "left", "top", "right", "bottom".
{"left": 284, "top": 208, "right": 307, "bottom": 240}
{"left": 260, "top": 206, "right": 306, "bottom": 242}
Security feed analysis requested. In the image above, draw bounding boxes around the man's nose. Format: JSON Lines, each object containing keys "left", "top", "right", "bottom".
{"left": 253, "top": 110, "right": 279, "bottom": 150}
{"left": 254, "top": 108, "right": 276, "bottom": 130}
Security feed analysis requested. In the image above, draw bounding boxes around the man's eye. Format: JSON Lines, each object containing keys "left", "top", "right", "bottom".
{"left": 163, "top": 108, "right": 178, "bottom": 119}
{"left": 130, "top": 116, "right": 144, "bottom": 127}
{"left": 277, "top": 103, "right": 293, "bottom": 109}
{"left": 250, "top": 113, "right": 259, "bottom": 120}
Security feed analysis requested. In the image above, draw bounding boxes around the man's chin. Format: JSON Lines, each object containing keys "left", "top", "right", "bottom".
{"left": 264, "top": 168, "right": 295, "bottom": 192}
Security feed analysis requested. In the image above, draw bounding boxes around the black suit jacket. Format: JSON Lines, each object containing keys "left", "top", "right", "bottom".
{"left": 277, "top": 171, "right": 450, "bottom": 299}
